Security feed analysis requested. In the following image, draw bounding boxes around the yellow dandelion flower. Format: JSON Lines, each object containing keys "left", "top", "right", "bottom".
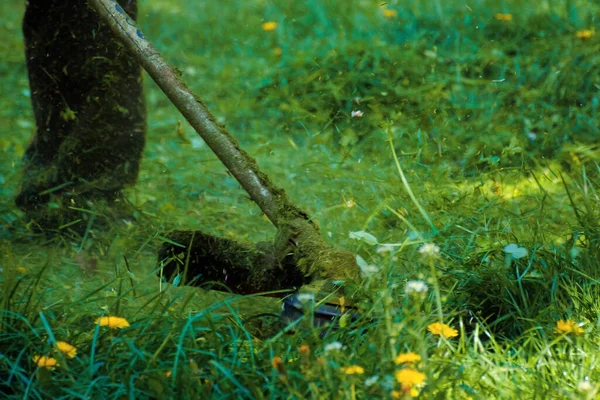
{"left": 495, "top": 13, "right": 513, "bottom": 21}
{"left": 393, "top": 387, "right": 421, "bottom": 398}
{"left": 383, "top": 9, "right": 398, "bottom": 18}
{"left": 393, "top": 389, "right": 420, "bottom": 398}
{"left": 271, "top": 356, "right": 286, "bottom": 374}
{"left": 261, "top": 21, "right": 278, "bottom": 32}
{"left": 395, "top": 368, "right": 426, "bottom": 390}
{"left": 394, "top": 352, "right": 421, "bottom": 365}
{"left": 96, "top": 316, "right": 130, "bottom": 329}
{"left": 576, "top": 29, "right": 594, "bottom": 40}
{"left": 56, "top": 341, "right": 77, "bottom": 358}
{"left": 271, "top": 356, "right": 288, "bottom": 381}
{"left": 427, "top": 322, "right": 459, "bottom": 338}
{"left": 271, "top": 356, "right": 283, "bottom": 369}
{"left": 299, "top": 344, "right": 310, "bottom": 364}
{"left": 33, "top": 355, "right": 58, "bottom": 369}
{"left": 165, "top": 370, "right": 172, "bottom": 378}
{"left": 342, "top": 365, "right": 365, "bottom": 375}
{"left": 555, "top": 319, "right": 584, "bottom": 335}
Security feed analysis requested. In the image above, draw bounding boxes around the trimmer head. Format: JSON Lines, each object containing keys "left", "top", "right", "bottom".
{"left": 281, "top": 293, "right": 360, "bottom": 328}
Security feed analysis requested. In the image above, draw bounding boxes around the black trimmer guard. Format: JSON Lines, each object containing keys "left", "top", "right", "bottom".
{"left": 281, "top": 294, "right": 360, "bottom": 328}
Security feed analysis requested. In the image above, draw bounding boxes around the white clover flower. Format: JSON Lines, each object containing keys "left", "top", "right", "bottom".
{"left": 296, "top": 293, "right": 315, "bottom": 304}
{"left": 351, "top": 110, "right": 364, "bottom": 118}
{"left": 324, "top": 341, "right": 344, "bottom": 353}
{"left": 405, "top": 280, "right": 429, "bottom": 295}
{"left": 418, "top": 243, "right": 440, "bottom": 257}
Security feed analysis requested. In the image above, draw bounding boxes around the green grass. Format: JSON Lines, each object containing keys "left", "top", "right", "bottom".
{"left": 2, "top": 0, "right": 600, "bottom": 398}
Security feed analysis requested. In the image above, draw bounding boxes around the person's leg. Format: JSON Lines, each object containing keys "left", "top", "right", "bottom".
{"left": 18, "top": 0, "right": 146, "bottom": 228}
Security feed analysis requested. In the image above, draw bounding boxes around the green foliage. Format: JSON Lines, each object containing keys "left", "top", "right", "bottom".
{"left": 2, "top": 0, "right": 600, "bottom": 398}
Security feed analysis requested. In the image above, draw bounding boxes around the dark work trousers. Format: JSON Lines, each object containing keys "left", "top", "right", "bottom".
{"left": 17, "top": 0, "right": 146, "bottom": 227}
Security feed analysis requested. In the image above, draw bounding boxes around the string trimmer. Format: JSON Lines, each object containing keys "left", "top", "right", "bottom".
{"left": 87, "top": 0, "right": 362, "bottom": 325}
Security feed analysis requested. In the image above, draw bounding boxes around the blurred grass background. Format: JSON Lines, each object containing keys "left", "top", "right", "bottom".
{"left": 1, "top": 0, "right": 600, "bottom": 398}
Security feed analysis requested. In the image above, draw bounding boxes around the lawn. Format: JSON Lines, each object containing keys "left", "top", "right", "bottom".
{"left": 2, "top": 0, "right": 600, "bottom": 398}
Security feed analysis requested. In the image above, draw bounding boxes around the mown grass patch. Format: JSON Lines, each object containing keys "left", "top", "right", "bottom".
{"left": 2, "top": 0, "right": 600, "bottom": 398}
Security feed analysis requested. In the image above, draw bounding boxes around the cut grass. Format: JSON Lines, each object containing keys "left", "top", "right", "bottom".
{"left": 2, "top": 0, "right": 600, "bottom": 398}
